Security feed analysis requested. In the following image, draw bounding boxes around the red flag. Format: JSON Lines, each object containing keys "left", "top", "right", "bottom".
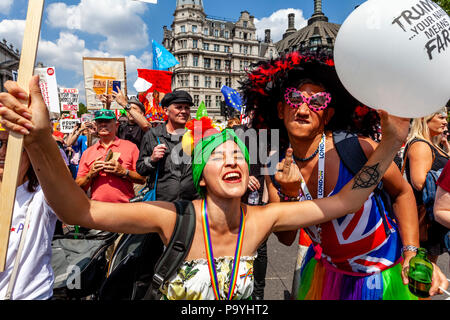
{"left": 137, "top": 69, "right": 173, "bottom": 94}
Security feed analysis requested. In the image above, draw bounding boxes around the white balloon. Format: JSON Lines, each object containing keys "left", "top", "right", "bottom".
{"left": 334, "top": 0, "right": 450, "bottom": 118}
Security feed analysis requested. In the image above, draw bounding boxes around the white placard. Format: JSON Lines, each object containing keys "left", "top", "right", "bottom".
{"left": 59, "top": 88, "right": 79, "bottom": 111}
{"left": 60, "top": 119, "right": 81, "bottom": 134}
{"left": 34, "top": 67, "right": 60, "bottom": 114}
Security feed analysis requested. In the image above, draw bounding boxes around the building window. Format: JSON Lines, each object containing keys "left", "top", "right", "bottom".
{"left": 203, "top": 42, "right": 209, "bottom": 51}
{"left": 225, "top": 30, "right": 229, "bottom": 39}
{"left": 243, "top": 46, "right": 248, "bottom": 54}
{"left": 204, "top": 58, "right": 211, "bottom": 69}
{"left": 225, "top": 77, "right": 232, "bottom": 87}
{"left": 193, "top": 55, "right": 199, "bottom": 67}
{"left": 214, "top": 29, "right": 219, "bottom": 37}
{"left": 215, "top": 77, "right": 222, "bottom": 88}
{"left": 244, "top": 33, "right": 248, "bottom": 40}
{"left": 205, "top": 95, "right": 212, "bottom": 107}
{"left": 216, "top": 95, "right": 222, "bottom": 107}
{"left": 179, "top": 55, "right": 187, "bottom": 66}
{"left": 204, "top": 76, "right": 211, "bottom": 88}
{"left": 178, "top": 74, "right": 188, "bottom": 87}
{"left": 194, "top": 95, "right": 199, "bottom": 106}
{"left": 214, "top": 44, "right": 220, "bottom": 52}
{"left": 225, "top": 60, "right": 231, "bottom": 71}
{"left": 309, "top": 37, "right": 322, "bottom": 46}
{"left": 180, "top": 25, "right": 186, "bottom": 33}
{"left": 180, "top": 40, "right": 187, "bottom": 49}
{"left": 224, "top": 46, "right": 230, "bottom": 53}
{"left": 193, "top": 39, "right": 198, "bottom": 49}
{"left": 194, "top": 75, "right": 199, "bottom": 87}
{"left": 214, "top": 59, "right": 221, "bottom": 70}
{"left": 243, "top": 21, "right": 248, "bottom": 28}
{"left": 204, "top": 28, "right": 209, "bottom": 36}
{"left": 240, "top": 60, "right": 249, "bottom": 71}
{"left": 220, "top": 23, "right": 225, "bottom": 29}
{"left": 192, "top": 25, "right": 197, "bottom": 33}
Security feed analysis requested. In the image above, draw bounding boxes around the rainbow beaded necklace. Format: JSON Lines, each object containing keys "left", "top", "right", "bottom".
{"left": 201, "top": 198, "right": 246, "bottom": 300}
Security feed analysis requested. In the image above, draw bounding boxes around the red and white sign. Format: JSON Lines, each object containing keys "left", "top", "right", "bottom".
{"left": 59, "top": 88, "right": 79, "bottom": 112}
{"left": 34, "top": 67, "right": 60, "bottom": 114}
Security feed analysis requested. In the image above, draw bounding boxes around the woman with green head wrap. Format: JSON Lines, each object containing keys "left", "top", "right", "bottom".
{"left": 0, "top": 77, "right": 419, "bottom": 299}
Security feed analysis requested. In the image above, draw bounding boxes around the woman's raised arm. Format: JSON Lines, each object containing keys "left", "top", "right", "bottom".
{"left": 0, "top": 77, "right": 176, "bottom": 240}
{"left": 267, "top": 111, "right": 410, "bottom": 232}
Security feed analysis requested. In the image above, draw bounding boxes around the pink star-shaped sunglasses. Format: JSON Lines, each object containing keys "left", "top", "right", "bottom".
{"left": 284, "top": 87, "right": 332, "bottom": 112}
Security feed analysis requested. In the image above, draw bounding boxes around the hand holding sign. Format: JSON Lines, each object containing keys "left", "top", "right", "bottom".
{"left": 334, "top": 0, "right": 450, "bottom": 118}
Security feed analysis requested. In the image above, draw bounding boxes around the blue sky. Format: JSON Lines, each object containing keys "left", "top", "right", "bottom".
{"left": 0, "top": 0, "right": 364, "bottom": 102}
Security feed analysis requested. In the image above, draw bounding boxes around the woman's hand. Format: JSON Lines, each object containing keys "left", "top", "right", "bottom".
{"left": 378, "top": 110, "right": 410, "bottom": 146}
{"left": 0, "top": 76, "right": 51, "bottom": 146}
{"left": 248, "top": 176, "right": 261, "bottom": 192}
{"left": 275, "top": 148, "right": 302, "bottom": 197}
{"left": 429, "top": 262, "right": 449, "bottom": 297}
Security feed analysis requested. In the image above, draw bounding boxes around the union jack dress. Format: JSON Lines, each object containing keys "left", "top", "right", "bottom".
{"left": 296, "top": 161, "right": 417, "bottom": 300}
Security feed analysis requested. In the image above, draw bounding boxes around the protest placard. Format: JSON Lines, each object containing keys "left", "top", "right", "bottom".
{"left": 60, "top": 119, "right": 81, "bottom": 134}
{"left": 81, "top": 113, "right": 95, "bottom": 123}
{"left": 34, "top": 67, "right": 60, "bottom": 114}
{"left": 59, "top": 88, "right": 79, "bottom": 112}
{"left": 83, "top": 57, "right": 127, "bottom": 110}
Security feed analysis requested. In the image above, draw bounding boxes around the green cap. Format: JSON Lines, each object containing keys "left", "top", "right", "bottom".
{"left": 94, "top": 109, "right": 116, "bottom": 120}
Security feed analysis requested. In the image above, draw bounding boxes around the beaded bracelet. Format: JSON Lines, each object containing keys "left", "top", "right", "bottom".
{"left": 277, "top": 189, "right": 301, "bottom": 202}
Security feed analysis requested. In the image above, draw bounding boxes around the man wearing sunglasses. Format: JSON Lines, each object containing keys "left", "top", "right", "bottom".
{"left": 75, "top": 109, "right": 145, "bottom": 203}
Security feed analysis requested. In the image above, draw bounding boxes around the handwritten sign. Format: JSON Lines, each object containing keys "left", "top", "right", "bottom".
{"left": 59, "top": 88, "right": 79, "bottom": 112}
{"left": 34, "top": 67, "right": 60, "bottom": 113}
{"left": 60, "top": 119, "right": 81, "bottom": 134}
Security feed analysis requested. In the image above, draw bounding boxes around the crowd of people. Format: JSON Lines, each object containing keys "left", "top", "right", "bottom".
{"left": 0, "top": 51, "right": 449, "bottom": 301}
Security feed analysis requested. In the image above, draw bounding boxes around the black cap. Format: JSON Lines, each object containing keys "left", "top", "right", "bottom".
{"left": 128, "top": 97, "right": 146, "bottom": 114}
{"left": 161, "top": 90, "right": 194, "bottom": 108}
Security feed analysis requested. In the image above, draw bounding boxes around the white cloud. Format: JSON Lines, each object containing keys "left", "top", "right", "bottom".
{"left": 0, "top": 19, "right": 26, "bottom": 51}
{"left": 255, "top": 8, "right": 307, "bottom": 42}
{"left": 0, "top": 0, "right": 14, "bottom": 14}
{"left": 46, "top": 0, "right": 150, "bottom": 54}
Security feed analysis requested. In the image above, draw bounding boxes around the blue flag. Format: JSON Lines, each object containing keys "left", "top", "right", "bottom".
{"left": 221, "top": 85, "right": 243, "bottom": 112}
{"left": 152, "top": 40, "right": 179, "bottom": 70}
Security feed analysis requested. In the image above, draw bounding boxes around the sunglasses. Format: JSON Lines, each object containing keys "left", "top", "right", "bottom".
{"left": 0, "top": 139, "right": 7, "bottom": 149}
{"left": 94, "top": 110, "right": 115, "bottom": 118}
{"left": 284, "top": 88, "right": 332, "bottom": 112}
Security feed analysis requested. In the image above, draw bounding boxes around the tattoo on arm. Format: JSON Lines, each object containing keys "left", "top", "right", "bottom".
{"left": 352, "top": 163, "right": 381, "bottom": 190}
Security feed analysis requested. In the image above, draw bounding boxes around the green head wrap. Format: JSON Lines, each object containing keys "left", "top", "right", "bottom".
{"left": 192, "top": 129, "right": 250, "bottom": 197}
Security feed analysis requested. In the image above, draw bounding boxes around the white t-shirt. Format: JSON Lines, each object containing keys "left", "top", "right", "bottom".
{"left": 0, "top": 182, "right": 57, "bottom": 300}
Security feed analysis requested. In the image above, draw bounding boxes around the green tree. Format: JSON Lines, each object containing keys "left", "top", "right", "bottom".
{"left": 77, "top": 102, "right": 87, "bottom": 118}
{"left": 435, "top": 0, "right": 450, "bottom": 14}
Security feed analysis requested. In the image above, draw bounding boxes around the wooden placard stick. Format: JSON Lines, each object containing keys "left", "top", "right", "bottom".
{"left": 0, "top": 0, "right": 45, "bottom": 272}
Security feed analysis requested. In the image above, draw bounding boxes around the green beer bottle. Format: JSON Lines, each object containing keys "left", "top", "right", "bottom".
{"left": 408, "top": 248, "right": 433, "bottom": 298}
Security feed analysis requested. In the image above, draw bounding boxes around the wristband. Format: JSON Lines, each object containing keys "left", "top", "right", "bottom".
{"left": 401, "top": 245, "right": 418, "bottom": 254}
{"left": 277, "top": 189, "right": 301, "bottom": 202}
{"left": 124, "top": 103, "right": 131, "bottom": 111}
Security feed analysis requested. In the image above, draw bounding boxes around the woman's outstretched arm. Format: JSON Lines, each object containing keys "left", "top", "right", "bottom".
{"left": 0, "top": 77, "right": 176, "bottom": 239}
{"left": 267, "top": 111, "right": 410, "bottom": 232}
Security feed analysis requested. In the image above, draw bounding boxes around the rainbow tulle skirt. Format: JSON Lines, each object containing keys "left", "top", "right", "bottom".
{"left": 296, "top": 248, "right": 418, "bottom": 300}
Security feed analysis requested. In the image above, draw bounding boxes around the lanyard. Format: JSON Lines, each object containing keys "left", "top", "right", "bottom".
{"left": 201, "top": 199, "right": 245, "bottom": 300}
{"left": 299, "top": 133, "right": 326, "bottom": 201}
{"left": 298, "top": 133, "right": 326, "bottom": 244}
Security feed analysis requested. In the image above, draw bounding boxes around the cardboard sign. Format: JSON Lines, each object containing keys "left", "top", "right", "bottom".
{"left": 81, "top": 113, "right": 95, "bottom": 123}
{"left": 60, "top": 119, "right": 81, "bottom": 134}
{"left": 83, "top": 57, "right": 127, "bottom": 110}
{"left": 34, "top": 67, "right": 60, "bottom": 114}
{"left": 59, "top": 88, "right": 79, "bottom": 112}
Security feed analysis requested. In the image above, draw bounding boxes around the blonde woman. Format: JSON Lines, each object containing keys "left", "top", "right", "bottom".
{"left": 404, "top": 107, "right": 449, "bottom": 262}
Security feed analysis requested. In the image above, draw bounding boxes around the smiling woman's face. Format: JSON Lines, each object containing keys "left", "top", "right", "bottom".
{"left": 199, "top": 140, "right": 249, "bottom": 199}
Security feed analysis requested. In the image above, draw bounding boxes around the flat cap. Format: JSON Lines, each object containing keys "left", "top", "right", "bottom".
{"left": 161, "top": 90, "right": 194, "bottom": 108}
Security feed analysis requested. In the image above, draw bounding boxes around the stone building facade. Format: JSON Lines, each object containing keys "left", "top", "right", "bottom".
{"left": 0, "top": 38, "right": 20, "bottom": 93}
{"left": 276, "top": 0, "right": 340, "bottom": 57}
{"left": 162, "top": 0, "right": 278, "bottom": 118}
